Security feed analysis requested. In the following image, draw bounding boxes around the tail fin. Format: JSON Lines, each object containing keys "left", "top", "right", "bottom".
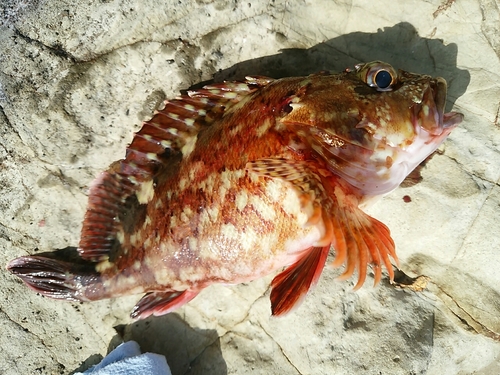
{"left": 6, "top": 248, "right": 98, "bottom": 301}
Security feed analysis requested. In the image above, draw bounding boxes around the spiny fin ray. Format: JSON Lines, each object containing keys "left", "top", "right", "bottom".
{"left": 327, "top": 178, "right": 398, "bottom": 288}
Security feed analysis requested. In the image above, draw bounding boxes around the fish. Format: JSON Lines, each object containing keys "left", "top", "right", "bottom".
{"left": 7, "top": 61, "right": 463, "bottom": 319}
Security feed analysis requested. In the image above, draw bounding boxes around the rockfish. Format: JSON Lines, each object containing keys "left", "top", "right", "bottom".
{"left": 7, "top": 61, "right": 463, "bottom": 319}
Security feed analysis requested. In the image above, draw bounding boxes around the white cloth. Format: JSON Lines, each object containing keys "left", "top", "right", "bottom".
{"left": 76, "top": 340, "right": 171, "bottom": 375}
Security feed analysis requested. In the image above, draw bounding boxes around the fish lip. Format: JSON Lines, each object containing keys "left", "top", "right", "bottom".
{"left": 432, "top": 78, "right": 464, "bottom": 130}
{"left": 442, "top": 111, "right": 464, "bottom": 129}
{"left": 414, "top": 77, "right": 463, "bottom": 134}
{"left": 433, "top": 77, "right": 447, "bottom": 126}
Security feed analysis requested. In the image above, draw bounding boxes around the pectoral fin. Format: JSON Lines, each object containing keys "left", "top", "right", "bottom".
{"left": 248, "top": 158, "right": 398, "bottom": 293}
{"left": 327, "top": 180, "right": 399, "bottom": 289}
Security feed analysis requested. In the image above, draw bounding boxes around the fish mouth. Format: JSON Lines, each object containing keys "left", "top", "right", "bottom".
{"left": 416, "top": 77, "right": 463, "bottom": 135}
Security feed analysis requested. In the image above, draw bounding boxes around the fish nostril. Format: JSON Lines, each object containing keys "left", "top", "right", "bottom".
{"left": 283, "top": 103, "right": 293, "bottom": 114}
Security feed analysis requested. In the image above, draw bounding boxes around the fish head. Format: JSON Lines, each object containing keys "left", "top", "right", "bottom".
{"left": 283, "top": 61, "right": 464, "bottom": 196}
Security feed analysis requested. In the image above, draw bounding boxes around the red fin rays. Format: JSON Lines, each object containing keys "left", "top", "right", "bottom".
{"left": 78, "top": 168, "right": 134, "bottom": 261}
{"left": 247, "top": 158, "right": 335, "bottom": 315}
{"left": 130, "top": 290, "right": 199, "bottom": 320}
{"left": 78, "top": 95, "right": 213, "bottom": 261}
{"left": 328, "top": 181, "right": 399, "bottom": 289}
{"left": 270, "top": 246, "right": 330, "bottom": 316}
{"left": 189, "top": 77, "right": 273, "bottom": 104}
{"left": 6, "top": 254, "right": 96, "bottom": 301}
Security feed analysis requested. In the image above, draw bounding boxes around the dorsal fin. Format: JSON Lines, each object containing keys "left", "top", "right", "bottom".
{"left": 78, "top": 77, "right": 273, "bottom": 262}
{"left": 124, "top": 76, "right": 273, "bottom": 176}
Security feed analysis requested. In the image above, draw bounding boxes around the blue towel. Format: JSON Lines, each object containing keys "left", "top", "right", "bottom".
{"left": 76, "top": 340, "right": 171, "bottom": 375}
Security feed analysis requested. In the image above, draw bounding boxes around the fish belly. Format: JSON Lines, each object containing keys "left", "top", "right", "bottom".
{"left": 132, "top": 172, "right": 326, "bottom": 293}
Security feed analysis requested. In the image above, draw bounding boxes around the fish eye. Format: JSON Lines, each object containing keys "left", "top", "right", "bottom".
{"left": 356, "top": 61, "right": 398, "bottom": 92}
{"left": 374, "top": 70, "right": 392, "bottom": 89}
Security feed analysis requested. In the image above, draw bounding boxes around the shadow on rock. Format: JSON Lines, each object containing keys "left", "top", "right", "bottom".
{"left": 192, "top": 22, "right": 469, "bottom": 113}
{"left": 71, "top": 354, "right": 105, "bottom": 375}
{"left": 72, "top": 313, "right": 227, "bottom": 375}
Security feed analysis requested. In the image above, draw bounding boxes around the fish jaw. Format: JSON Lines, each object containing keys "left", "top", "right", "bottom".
{"left": 353, "top": 113, "right": 462, "bottom": 196}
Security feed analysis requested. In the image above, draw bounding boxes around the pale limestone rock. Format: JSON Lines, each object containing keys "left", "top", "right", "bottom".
{"left": 1, "top": 0, "right": 499, "bottom": 374}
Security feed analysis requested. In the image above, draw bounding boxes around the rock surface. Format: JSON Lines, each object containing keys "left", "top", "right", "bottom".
{"left": 1, "top": 0, "right": 499, "bottom": 374}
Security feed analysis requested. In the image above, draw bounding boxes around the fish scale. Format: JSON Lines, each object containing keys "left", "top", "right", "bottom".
{"left": 7, "top": 61, "right": 463, "bottom": 320}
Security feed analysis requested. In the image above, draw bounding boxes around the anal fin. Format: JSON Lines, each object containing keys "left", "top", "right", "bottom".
{"left": 130, "top": 290, "right": 199, "bottom": 320}
{"left": 270, "top": 246, "right": 330, "bottom": 316}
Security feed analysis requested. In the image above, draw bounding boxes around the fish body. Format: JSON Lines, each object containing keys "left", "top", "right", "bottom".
{"left": 7, "top": 62, "right": 463, "bottom": 319}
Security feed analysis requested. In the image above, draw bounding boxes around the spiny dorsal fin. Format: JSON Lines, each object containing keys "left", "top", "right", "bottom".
{"left": 78, "top": 77, "right": 274, "bottom": 262}
{"left": 127, "top": 76, "right": 274, "bottom": 172}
